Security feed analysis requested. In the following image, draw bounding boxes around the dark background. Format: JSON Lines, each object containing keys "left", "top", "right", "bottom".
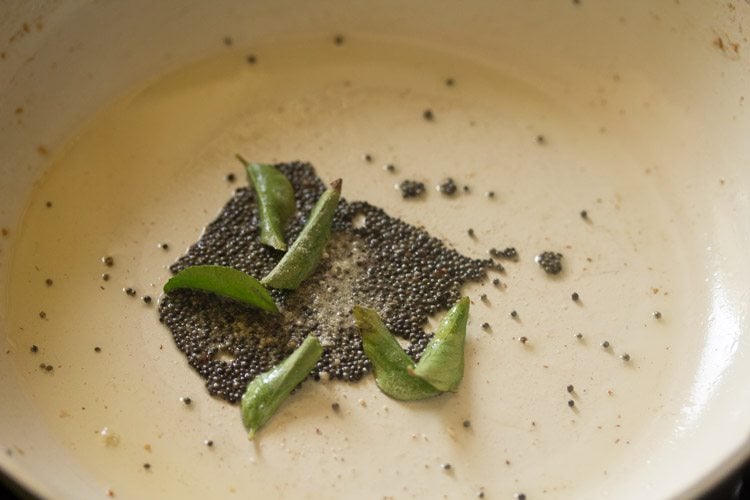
{"left": 1, "top": 458, "right": 748, "bottom": 499}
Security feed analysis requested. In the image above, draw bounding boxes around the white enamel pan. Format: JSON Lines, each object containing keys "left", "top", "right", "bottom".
{"left": 1, "top": 1, "right": 749, "bottom": 498}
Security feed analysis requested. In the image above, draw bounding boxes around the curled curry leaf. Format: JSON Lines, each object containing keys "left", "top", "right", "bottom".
{"left": 164, "top": 265, "right": 279, "bottom": 313}
{"left": 353, "top": 306, "right": 441, "bottom": 401}
{"left": 262, "top": 179, "right": 342, "bottom": 290}
{"left": 241, "top": 335, "right": 323, "bottom": 439}
{"left": 411, "top": 296, "right": 469, "bottom": 392}
{"left": 237, "top": 156, "right": 295, "bottom": 251}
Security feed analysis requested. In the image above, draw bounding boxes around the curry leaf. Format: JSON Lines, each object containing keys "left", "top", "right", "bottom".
{"left": 412, "top": 296, "right": 469, "bottom": 392}
{"left": 353, "top": 306, "right": 441, "bottom": 401}
{"left": 262, "top": 179, "right": 341, "bottom": 290}
{"left": 237, "top": 156, "right": 295, "bottom": 251}
{"left": 241, "top": 335, "right": 323, "bottom": 439}
{"left": 164, "top": 265, "right": 278, "bottom": 313}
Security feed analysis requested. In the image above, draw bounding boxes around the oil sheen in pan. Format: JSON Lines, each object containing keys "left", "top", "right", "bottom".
{"left": 5, "top": 35, "right": 688, "bottom": 498}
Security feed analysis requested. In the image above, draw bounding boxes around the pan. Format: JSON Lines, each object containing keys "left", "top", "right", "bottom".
{"left": 1, "top": 1, "right": 749, "bottom": 498}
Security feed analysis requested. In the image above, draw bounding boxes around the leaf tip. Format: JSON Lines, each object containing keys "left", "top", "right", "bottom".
{"left": 330, "top": 178, "right": 342, "bottom": 193}
{"left": 235, "top": 153, "right": 249, "bottom": 166}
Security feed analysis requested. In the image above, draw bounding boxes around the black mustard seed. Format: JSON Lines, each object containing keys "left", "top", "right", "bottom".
{"left": 398, "top": 180, "right": 426, "bottom": 199}
{"left": 536, "top": 251, "right": 563, "bottom": 275}
{"left": 438, "top": 178, "right": 457, "bottom": 195}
